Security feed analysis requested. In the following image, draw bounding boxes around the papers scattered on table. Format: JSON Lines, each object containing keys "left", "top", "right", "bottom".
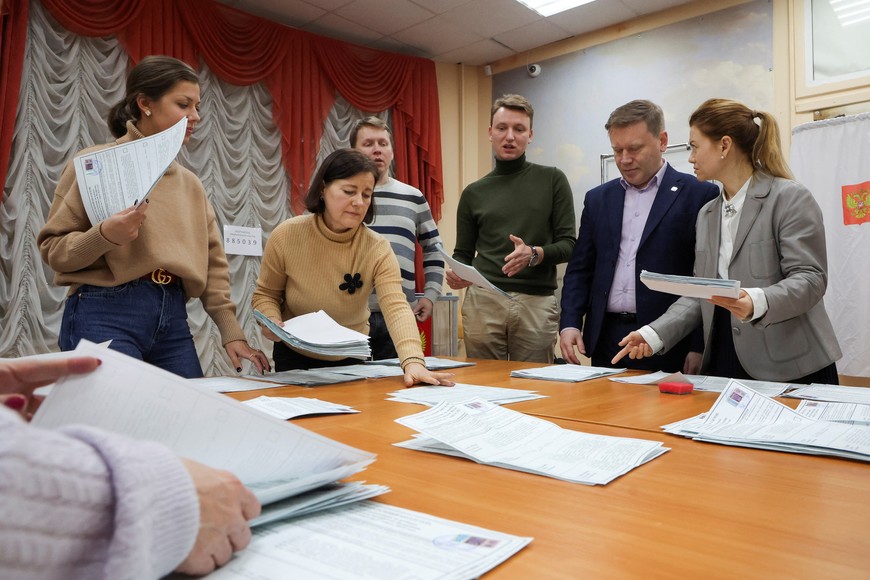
{"left": 510, "top": 364, "right": 625, "bottom": 382}
{"left": 253, "top": 368, "right": 360, "bottom": 387}
{"left": 190, "top": 375, "right": 284, "bottom": 393}
{"left": 437, "top": 246, "right": 513, "bottom": 300}
{"left": 388, "top": 383, "right": 545, "bottom": 406}
{"left": 369, "top": 356, "right": 476, "bottom": 370}
{"left": 396, "top": 398, "right": 668, "bottom": 485}
{"left": 254, "top": 309, "right": 371, "bottom": 359}
{"left": 243, "top": 396, "right": 358, "bottom": 420}
{"left": 74, "top": 116, "right": 187, "bottom": 224}
{"left": 316, "top": 363, "right": 404, "bottom": 379}
{"left": 33, "top": 340, "right": 379, "bottom": 514}
{"left": 662, "top": 379, "right": 870, "bottom": 462}
{"left": 795, "top": 400, "right": 870, "bottom": 426}
{"left": 208, "top": 501, "right": 531, "bottom": 580}
{"left": 640, "top": 269, "right": 741, "bottom": 299}
{"left": 784, "top": 384, "right": 870, "bottom": 405}
{"left": 610, "top": 371, "right": 792, "bottom": 397}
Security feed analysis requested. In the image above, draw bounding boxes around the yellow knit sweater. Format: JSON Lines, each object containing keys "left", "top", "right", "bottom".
{"left": 252, "top": 214, "right": 424, "bottom": 365}
{"left": 37, "top": 122, "right": 245, "bottom": 345}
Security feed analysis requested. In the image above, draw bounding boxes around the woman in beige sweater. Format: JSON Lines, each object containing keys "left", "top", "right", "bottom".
{"left": 253, "top": 149, "right": 452, "bottom": 387}
{"left": 38, "top": 56, "right": 268, "bottom": 377}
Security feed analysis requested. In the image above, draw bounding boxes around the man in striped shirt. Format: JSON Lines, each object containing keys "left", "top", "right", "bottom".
{"left": 351, "top": 117, "right": 445, "bottom": 360}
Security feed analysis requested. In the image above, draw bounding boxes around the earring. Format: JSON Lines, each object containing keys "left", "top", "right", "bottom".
{"left": 144, "top": 110, "right": 151, "bottom": 117}
{"left": 720, "top": 155, "right": 725, "bottom": 159}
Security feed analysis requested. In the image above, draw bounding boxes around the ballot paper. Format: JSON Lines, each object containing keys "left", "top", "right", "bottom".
{"left": 74, "top": 116, "right": 187, "bottom": 224}
{"left": 662, "top": 380, "right": 870, "bottom": 462}
{"left": 437, "top": 246, "right": 513, "bottom": 299}
{"left": 243, "top": 396, "right": 358, "bottom": 420}
{"left": 795, "top": 400, "right": 870, "bottom": 426}
{"left": 190, "top": 376, "right": 285, "bottom": 393}
{"left": 510, "top": 364, "right": 625, "bottom": 382}
{"left": 33, "top": 340, "right": 379, "bottom": 511}
{"left": 388, "top": 383, "right": 545, "bottom": 406}
{"left": 610, "top": 371, "right": 792, "bottom": 397}
{"left": 250, "top": 482, "right": 389, "bottom": 527}
{"left": 395, "top": 398, "right": 668, "bottom": 485}
{"left": 316, "top": 363, "right": 405, "bottom": 379}
{"left": 206, "top": 501, "right": 531, "bottom": 580}
{"left": 254, "top": 309, "right": 371, "bottom": 359}
{"left": 368, "top": 356, "right": 476, "bottom": 370}
{"left": 784, "top": 384, "right": 870, "bottom": 405}
{"left": 252, "top": 368, "right": 360, "bottom": 387}
{"left": 640, "top": 269, "right": 741, "bottom": 299}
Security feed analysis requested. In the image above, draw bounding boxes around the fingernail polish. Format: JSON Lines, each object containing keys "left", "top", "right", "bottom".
{"left": 236, "top": 367, "right": 242, "bottom": 373}
{"left": 4, "top": 395, "right": 27, "bottom": 412}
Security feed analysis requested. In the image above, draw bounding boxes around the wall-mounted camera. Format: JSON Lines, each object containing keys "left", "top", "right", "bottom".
{"left": 527, "top": 64, "right": 542, "bottom": 78}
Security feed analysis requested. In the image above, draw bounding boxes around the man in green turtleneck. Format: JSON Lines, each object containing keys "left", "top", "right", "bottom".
{"left": 447, "top": 94, "right": 576, "bottom": 362}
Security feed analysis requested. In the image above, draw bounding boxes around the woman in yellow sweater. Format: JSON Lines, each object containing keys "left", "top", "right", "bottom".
{"left": 38, "top": 56, "right": 269, "bottom": 378}
{"left": 253, "top": 149, "right": 453, "bottom": 386}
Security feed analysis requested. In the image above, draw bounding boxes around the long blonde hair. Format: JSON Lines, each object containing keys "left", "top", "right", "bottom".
{"left": 689, "top": 98, "right": 793, "bottom": 179}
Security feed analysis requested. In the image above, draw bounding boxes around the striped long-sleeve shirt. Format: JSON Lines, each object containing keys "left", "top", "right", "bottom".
{"left": 368, "top": 177, "right": 445, "bottom": 311}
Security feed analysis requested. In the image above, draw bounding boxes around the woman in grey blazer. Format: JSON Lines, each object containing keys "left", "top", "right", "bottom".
{"left": 613, "top": 98, "right": 841, "bottom": 383}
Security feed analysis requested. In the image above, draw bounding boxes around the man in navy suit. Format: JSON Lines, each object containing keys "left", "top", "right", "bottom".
{"left": 559, "top": 100, "right": 718, "bottom": 372}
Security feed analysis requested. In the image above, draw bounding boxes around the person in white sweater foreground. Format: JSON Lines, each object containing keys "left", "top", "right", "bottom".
{"left": 0, "top": 356, "right": 260, "bottom": 579}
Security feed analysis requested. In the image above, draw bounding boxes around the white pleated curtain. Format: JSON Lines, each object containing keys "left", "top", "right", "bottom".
{"left": 0, "top": 0, "right": 382, "bottom": 375}
{"left": 790, "top": 113, "right": 870, "bottom": 378}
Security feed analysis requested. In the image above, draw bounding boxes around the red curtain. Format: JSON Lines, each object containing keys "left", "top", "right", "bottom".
{"left": 1, "top": 0, "right": 443, "bottom": 218}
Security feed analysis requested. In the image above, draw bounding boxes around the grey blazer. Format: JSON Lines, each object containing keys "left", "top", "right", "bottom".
{"left": 651, "top": 172, "right": 841, "bottom": 381}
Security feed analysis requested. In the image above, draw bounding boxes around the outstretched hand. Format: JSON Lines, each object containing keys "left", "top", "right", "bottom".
{"left": 502, "top": 234, "right": 533, "bottom": 277}
{"left": 611, "top": 331, "right": 652, "bottom": 365}
{"left": 402, "top": 363, "right": 455, "bottom": 388}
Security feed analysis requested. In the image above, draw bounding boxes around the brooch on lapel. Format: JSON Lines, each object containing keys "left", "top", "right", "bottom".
{"left": 339, "top": 273, "right": 363, "bottom": 295}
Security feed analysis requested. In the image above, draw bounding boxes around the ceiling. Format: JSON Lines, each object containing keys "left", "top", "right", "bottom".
{"left": 217, "top": 0, "right": 698, "bottom": 66}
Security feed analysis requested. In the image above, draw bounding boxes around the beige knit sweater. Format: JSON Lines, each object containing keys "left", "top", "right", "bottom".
{"left": 37, "top": 122, "right": 245, "bottom": 345}
{"left": 252, "top": 214, "right": 424, "bottom": 365}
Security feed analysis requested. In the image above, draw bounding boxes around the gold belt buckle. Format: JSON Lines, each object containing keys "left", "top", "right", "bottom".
{"left": 151, "top": 268, "right": 172, "bottom": 285}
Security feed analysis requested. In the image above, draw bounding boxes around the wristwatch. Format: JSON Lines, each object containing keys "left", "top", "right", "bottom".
{"left": 528, "top": 245, "right": 540, "bottom": 267}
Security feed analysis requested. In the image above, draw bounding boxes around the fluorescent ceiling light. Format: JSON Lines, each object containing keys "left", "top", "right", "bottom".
{"left": 830, "top": 0, "right": 870, "bottom": 26}
{"left": 515, "top": 0, "right": 597, "bottom": 17}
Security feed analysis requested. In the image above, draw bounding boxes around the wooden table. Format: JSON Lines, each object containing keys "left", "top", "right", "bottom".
{"left": 228, "top": 360, "right": 870, "bottom": 578}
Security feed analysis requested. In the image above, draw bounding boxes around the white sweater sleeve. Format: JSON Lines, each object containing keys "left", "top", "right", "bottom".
{"left": 0, "top": 407, "right": 199, "bottom": 580}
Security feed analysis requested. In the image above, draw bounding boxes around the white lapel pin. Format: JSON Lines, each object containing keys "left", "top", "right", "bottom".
{"left": 671, "top": 186, "right": 678, "bottom": 191}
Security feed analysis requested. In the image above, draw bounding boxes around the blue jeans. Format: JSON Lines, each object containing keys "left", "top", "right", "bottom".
{"left": 59, "top": 279, "right": 203, "bottom": 378}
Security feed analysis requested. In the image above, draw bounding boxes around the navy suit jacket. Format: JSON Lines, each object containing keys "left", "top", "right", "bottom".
{"left": 560, "top": 164, "right": 719, "bottom": 362}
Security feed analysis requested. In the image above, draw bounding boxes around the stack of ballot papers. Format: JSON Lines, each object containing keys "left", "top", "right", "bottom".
{"left": 205, "top": 501, "right": 531, "bottom": 580}
{"left": 610, "top": 371, "right": 794, "bottom": 397}
{"left": 191, "top": 375, "right": 287, "bottom": 393}
{"left": 387, "top": 383, "right": 545, "bottom": 406}
{"left": 243, "top": 396, "right": 358, "bottom": 420}
{"left": 783, "top": 384, "right": 870, "bottom": 404}
{"left": 510, "top": 364, "right": 625, "bottom": 382}
{"left": 312, "top": 363, "right": 404, "bottom": 379}
{"left": 368, "top": 356, "right": 476, "bottom": 370}
{"left": 254, "top": 309, "right": 371, "bottom": 359}
{"left": 395, "top": 398, "right": 668, "bottom": 485}
{"left": 640, "top": 269, "right": 741, "bottom": 299}
{"left": 662, "top": 379, "right": 870, "bottom": 462}
{"left": 33, "top": 341, "right": 386, "bottom": 513}
{"left": 794, "top": 400, "right": 870, "bottom": 426}
{"left": 249, "top": 368, "right": 361, "bottom": 387}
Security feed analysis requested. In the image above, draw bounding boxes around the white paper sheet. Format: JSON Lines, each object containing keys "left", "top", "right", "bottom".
{"left": 74, "top": 117, "right": 187, "bottom": 224}
{"left": 205, "top": 501, "right": 531, "bottom": 580}
{"left": 387, "top": 383, "right": 545, "bottom": 406}
{"left": 510, "top": 364, "right": 625, "bottom": 382}
{"left": 32, "top": 341, "right": 376, "bottom": 503}
{"left": 437, "top": 246, "right": 513, "bottom": 299}
{"left": 243, "top": 396, "right": 358, "bottom": 420}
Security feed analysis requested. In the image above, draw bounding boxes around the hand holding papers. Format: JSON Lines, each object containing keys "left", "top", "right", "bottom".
{"left": 74, "top": 117, "right": 187, "bottom": 224}
{"left": 254, "top": 309, "right": 371, "bottom": 359}
{"left": 33, "top": 340, "right": 378, "bottom": 512}
{"left": 641, "top": 269, "right": 741, "bottom": 299}
{"left": 396, "top": 398, "right": 668, "bottom": 485}
{"left": 437, "top": 246, "right": 513, "bottom": 299}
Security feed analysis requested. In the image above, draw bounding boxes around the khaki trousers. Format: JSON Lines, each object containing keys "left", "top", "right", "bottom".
{"left": 462, "top": 285, "right": 558, "bottom": 362}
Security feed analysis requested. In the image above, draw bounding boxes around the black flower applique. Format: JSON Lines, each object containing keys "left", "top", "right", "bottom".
{"left": 339, "top": 273, "right": 363, "bottom": 295}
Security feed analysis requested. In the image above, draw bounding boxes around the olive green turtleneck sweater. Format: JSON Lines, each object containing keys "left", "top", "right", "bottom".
{"left": 454, "top": 154, "right": 576, "bottom": 294}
